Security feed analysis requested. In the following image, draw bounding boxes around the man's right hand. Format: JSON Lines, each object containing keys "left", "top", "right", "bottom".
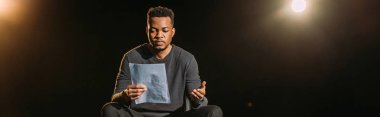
{"left": 124, "top": 84, "right": 147, "bottom": 100}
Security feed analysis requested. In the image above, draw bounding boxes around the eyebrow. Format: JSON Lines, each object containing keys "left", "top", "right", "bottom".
{"left": 150, "top": 26, "right": 170, "bottom": 29}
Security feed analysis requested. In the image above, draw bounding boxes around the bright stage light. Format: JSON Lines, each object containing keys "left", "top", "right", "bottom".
{"left": 0, "top": 0, "right": 9, "bottom": 14}
{"left": 0, "top": 0, "right": 14, "bottom": 16}
{"left": 292, "top": 0, "right": 306, "bottom": 13}
{"left": 0, "top": 0, "right": 25, "bottom": 23}
{"left": 1, "top": 0, "right": 26, "bottom": 35}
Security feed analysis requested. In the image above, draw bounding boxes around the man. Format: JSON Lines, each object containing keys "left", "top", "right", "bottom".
{"left": 101, "top": 6, "right": 223, "bottom": 117}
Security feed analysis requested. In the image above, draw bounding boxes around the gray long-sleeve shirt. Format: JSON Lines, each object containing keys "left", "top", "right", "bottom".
{"left": 111, "top": 43, "right": 207, "bottom": 116}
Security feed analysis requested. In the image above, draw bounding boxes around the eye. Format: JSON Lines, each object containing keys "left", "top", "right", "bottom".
{"left": 150, "top": 28, "right": 157, "bottom": 33}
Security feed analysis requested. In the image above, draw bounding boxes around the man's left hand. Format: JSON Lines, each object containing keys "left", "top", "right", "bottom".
{"left": 191, "top": 81, "right": 207, "bottom": 101}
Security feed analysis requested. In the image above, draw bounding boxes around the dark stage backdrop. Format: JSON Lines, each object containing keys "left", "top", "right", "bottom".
{"left": 1, "top": 0, "right": 379, "bottom": 117}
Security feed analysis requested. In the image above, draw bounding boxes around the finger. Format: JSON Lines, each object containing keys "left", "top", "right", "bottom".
{"left": 129, "top": 90, "right": 145, "bottom": 99}
{"left": 200, "top": 81, "right": 207, "bottom": 89}
{"left": 125, "top": 89, "right": 145, "bottom": 98}
{"left": 129, "top": 92, "right": 143, "bottom": 97}
{"left": 191, "top": 91, "right": 201, "bottom": 100}
{"left": 129, "top": 84, "right": 147, "bottom": 89}
{"left": 193, "top": 90, "right": 204, "bottom": 98}
{"left": 196, "top": 89, "right": 206, "bottom": 95}
{"left": 192, "top": 89, "right": 204, "bottom": 99}
{"left": 136, "top": 84, "right": 147, "bottom": 90}
{"left": 129, "top": 89, "right": 146, "bottom": 93}
{"left": 191, "top": 89, "right": 200, "bottom": 99}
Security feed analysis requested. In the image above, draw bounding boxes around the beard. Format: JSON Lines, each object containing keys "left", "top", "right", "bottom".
{"left": 152, "top": 42, "right": 168, "bottom": 51}
{"left": 153, "top": 46, "right": 166, "bottom": 51}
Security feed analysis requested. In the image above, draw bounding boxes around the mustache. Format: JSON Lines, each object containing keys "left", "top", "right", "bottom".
{"left": 153, "top": 40, "right": 165, "bottom": 43}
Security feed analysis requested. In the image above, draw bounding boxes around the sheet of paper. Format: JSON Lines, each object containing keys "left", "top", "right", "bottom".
{"left": 129, "top": 63, "right": 171, "bottom": 104}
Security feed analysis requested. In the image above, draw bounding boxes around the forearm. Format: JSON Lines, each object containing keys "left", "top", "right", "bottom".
{"left": 111, "top": 54, "right": 132, "bottom": 104}
{"left": 192, "top": 97, "right": 208, "bottom": 109}
{"left": 111, "top": 90, "right": 131, "bottom": 105}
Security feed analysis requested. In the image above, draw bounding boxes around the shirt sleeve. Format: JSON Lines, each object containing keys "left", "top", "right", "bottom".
{"left": 185, "top": 55, "right": 208, "bottom": 108}
{"left": 111, "top": 54, "right": 132, "bottom": 103}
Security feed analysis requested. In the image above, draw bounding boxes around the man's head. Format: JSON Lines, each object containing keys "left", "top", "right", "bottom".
{"left": 146, "top": 6, "right": 175, "bottom": 51}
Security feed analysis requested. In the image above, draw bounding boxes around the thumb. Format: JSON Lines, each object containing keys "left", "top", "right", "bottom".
{"left": 200, "top": 81, "right": 207, "bottom": 89}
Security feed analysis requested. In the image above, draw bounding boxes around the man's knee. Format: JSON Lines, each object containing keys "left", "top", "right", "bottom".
{"left": 200, "top": 105, "right": 223, "bottom": 116}
{"left": 101, "top": 102, "right": 123, "bottom": 116}
{"left": 102, "top": 102, "right": 121, "bottom": 111}
{"left": 207, "top": 105, "right": 223, "bottom": 116}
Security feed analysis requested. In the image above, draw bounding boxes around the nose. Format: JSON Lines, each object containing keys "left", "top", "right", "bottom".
{"left": 155, "top": 31, "right": 164, "bottom": 39}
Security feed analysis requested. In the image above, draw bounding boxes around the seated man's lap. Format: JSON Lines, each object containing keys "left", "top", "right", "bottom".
{"left": 101, "top": 103, "right": 222, "bottom": 117}
{"left": 101, "top": 102, "right": 142, "bottom": 117}
{"left": 169, "top": 105, "right": 223, "bottom": 117}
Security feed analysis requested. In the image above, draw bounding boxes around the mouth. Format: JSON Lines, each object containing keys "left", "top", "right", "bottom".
{"left": 154, "top": 41, "right": 165, "bottom": 46}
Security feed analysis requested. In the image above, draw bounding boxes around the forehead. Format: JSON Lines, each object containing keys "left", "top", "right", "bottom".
{"left": 149, "top": 17, "right": 173, "bottom": 27}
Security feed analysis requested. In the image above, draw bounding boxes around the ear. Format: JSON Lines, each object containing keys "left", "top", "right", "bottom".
{"left": 171, "top": 27, "right": 176, "bottom": 37}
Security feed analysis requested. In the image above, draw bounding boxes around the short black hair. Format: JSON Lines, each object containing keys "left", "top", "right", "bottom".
{"left": 147, "top": 6, "right": 175, "bottom": 26}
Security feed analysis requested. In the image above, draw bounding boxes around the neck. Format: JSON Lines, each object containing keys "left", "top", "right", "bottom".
{"left": 149, "top": 44, "right": 172, "bottom": 60}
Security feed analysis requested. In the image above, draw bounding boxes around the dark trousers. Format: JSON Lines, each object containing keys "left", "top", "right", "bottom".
{"left": 101, "top": 102, "right": 223, "bottom": 117}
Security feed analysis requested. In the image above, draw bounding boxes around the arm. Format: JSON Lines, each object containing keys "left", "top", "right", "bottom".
{"left": 111, "top": 54, "right": 132, "bottom": 104}
{"left": 185, "top": 56, "right": 208, "bottom": 108}
{"left": 111, "top": 54, "right": 147, "bottom": 105}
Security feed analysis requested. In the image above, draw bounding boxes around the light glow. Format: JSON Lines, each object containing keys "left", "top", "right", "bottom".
{"left": 0, "top": 0, "right": 18, "bottom": 16}
{"left": 0, "top": 0, "right": 9, "bottom": 14}
{"left": 292, "top": 0, "right": 306, "bottom": 13}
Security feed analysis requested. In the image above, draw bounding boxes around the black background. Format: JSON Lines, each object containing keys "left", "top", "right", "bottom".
{"left": 1, "top": 0, "right": 379, "bottom": 116}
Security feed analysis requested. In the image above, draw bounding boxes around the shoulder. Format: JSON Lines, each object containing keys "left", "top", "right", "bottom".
{"left": 172, "top": 45, "right": 196, "bottom": 63}
{"left": 123, "top": 43, "right": 149, "bottom": 61}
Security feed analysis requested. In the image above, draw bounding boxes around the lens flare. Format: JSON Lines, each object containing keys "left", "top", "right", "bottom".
{"left": 292, "top": 0, "right": 306, "bottom": 13}
{"left": 0, "top": 0, "right": 10, "bottom": 14}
